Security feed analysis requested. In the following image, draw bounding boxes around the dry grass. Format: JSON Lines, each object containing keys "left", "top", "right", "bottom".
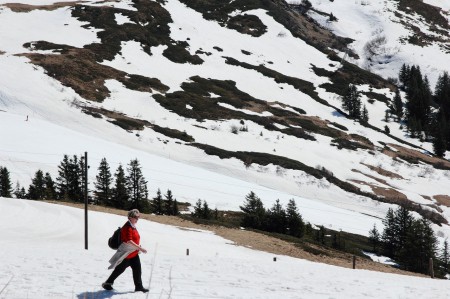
{"left": 3, "top": 2, "right": 81, "bottom": 12}
{"left": 434, "top": 195, "right": 450, "bottom": 207}
{"left": 45, "top": 200, "right": 426, "bottom": 278}
{"left": 361, "top": 163, "right": 404, "bottom": 179}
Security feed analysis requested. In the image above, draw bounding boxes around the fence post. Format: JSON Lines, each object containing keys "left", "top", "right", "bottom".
{"left": 352, "top": 255, "right": 356, "bottom": 269}
{"left": 429, "top": 258, "right": 434, "bottom": 278}
{"left": 273, "top": 257, "right": 277, "bottom": 262}
{"left": 186, "top": 249, "right": 189, "bottom": 256}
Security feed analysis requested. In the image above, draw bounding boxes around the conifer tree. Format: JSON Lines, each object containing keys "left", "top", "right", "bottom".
{"left": 193, "top": 199, "right": 203, "bottom": 218}
{"left": 0, "top": 166, "right": 12, "bottom": 198}
{"left": 266, "top": 199, "right": 286, "bottom": 233}
{"left": 94, "top": 158, "right": 113, "bottom": 206}
{"left": 126, "top": 159, "right": 148, "bottom": 211}
{"left": 44, "top": 172, "right": 57, "bottom": 200}
{"left": 361, "top": 104, "right": 369, "bottom": 123}
{"left": 240, "top": 191, "right": 266, "bottom": 229}
{"left": 164, "top": 189, "right": 174, "bottom": 215}
{"left": 152, "top": 188, "right": 164, "bottom": 215}
{"left": 286, "top": 199, "right": 304, "bottom": 238}
{"left": 14, "top": 182, "right": 27, "bottom": 199}
{"left": 202, "top": 200, "right": 211, "bottom": 219}
{"left": 382, "top": 208, "right": 396, "bottom": 256}
{"left": 112, "top": 164, "right": 128, "bottom": 209}
{"left": 393, "top": 89, "right": 403, "bottom": 121}
{"left": 342, "top": 84, "right": 361, "bottom": 119}
{"left": 440, "top": 239, "right": 449, "bottom": 275}
{"left": 368, "top": 224, "right": 380, "bottom": 252}
{"left": 28, "top": 170, "right": 46, "bottom": 200}
{"left": 56, "top": 154, "right": 83, "bottom": 201}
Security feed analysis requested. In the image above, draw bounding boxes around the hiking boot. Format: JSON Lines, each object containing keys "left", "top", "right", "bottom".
{"left": 135, "top": 286, "right": 149, "bottom": 293}
{"left": 102, "top": 282, "right": 113, "bottom": 290}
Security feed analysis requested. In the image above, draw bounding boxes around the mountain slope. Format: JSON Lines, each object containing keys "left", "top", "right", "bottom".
{"left": 0, "top": 0, "right": 450, "bottom": 238}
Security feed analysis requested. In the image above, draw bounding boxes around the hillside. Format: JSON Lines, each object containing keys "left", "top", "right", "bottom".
{"left": 0, "top": 0, "right": 450, "bottom": 241}
{"left": 2, "top": 197, "right": 449, "bottom": 298}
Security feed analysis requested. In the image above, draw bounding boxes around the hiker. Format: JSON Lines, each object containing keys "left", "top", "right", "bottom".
{"left": 102, "top": 209, "right": 149, "bottom": 293}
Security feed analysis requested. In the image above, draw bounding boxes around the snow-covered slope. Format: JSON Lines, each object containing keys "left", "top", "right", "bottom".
{"left": 1, "top": 197, "right": 449, "bottom": 299}
{"left": 0, "top": 0, "right": 450, "bottom": 238}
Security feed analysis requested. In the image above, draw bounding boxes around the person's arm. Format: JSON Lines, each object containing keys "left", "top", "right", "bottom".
{"left": 126, "top": 239, "right": 147, "bottom": 254}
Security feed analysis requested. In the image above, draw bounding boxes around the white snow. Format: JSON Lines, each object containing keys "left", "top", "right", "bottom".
{"left": 0, "top": 197, "right": 448, "bottom": 299}
{"left": 0, "top": 0, "right": 449, "bottom": 273}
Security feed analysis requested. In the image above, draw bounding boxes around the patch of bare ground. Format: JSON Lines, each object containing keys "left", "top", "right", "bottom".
{"left": 383, "top": 143, "right": 450, "bottom": 170}
{"left": 361, "top": 163, "right": 404, "bottom": 179}
{"left": 45, "top": 200, "right": 425, "bottom": 277}
{"left": 434, "top": 195, "right": 450, "bottom": 208}
{"left": 350, "top": 179, "right": 408, "bottom": 203}
{"left": 352, "top": 169, "right": 392, "bottom": 187}
{"left": 3, "top": 2, "right": 82, "bottom": 12}
{"left": 0, "top": 50, "right": 5, "bottom": 55}
{"left": 21, "top": 45, "right": 168, "bottom": 102}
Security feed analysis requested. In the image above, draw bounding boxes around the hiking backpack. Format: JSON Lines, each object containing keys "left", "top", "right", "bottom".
{"left": 108, "top": 227, "right": 122, "bottom": 250}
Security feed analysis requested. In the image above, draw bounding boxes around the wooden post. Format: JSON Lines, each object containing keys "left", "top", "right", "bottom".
{"left": 186, "top": 249, "right": 189, "bottom": 256}
{"left": 84, "top": 151, "right": 88, "bottom": 250}
{"left": 429, "top": 258, "right": 434, "bottom": 278}
{"left": 352, "top": 255, "right": 356, "bottom": 269}
{"left": 273, "top": 257, "right": 277, "bottom": 262}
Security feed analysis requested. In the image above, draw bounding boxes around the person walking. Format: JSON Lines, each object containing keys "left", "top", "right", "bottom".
{"left": 102, "top": 209, "right": 149, "bottom": 293}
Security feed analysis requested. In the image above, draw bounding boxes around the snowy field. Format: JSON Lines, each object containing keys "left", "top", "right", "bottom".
{"left": 0, "top": 197, "right": 449, "bottom": 299}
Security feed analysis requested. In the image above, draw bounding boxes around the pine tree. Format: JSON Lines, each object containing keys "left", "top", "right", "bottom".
{"left": 368, "top": 224, "right": 380, "bottom": 252}
{"left": 393, "top": 206, "right": 413, "bottom": 257}
{"left": 393, "top": 89, "right": 403, "bottom": 121}
{"left": 14, "top": 182, "right": 27, "bottom": 199}
{"left": 152, "top": 188, "right": 164, "bottom": 215}
{"left": 286, "top": 199, "right": 304, "bottom": 238}
{"left": 126, "top": 159, "right": 148, "bottom": 211}
{"left": 44, "top": 172, "right": 57, "bottom": 200}
{"left": 240, "top": 191, "right": 266, "bottom": 229}
{"left": 202, "top": 200, "right": 211, "bottom": 219}
{"left": 435, "top": 71, "right": 450, "bottom": 119}
{"left": 173, "top": 199, "right": 179, "bottom": 216}
{"left": 440, "top": 239, "right": 450, "bottom": 275}
{"left": 94, "top": 158, "right": 113, "bottom": 206}
{"left": 266, "top": 199, "right": 287, "bottom": 233}
{"left": 0, "top": 166, "right": 12, "bottom": 198}
{"left": 361, "top": 104, "right": 369, "bottom": 123}
{"left": 112, "top": 164, "right": 128, "bottom": 209}
{"left": 342, "top": 84, "right": 361, "bottom": 119}
{"left": 28, "top": 170, "right": 46, "bottom": 200}
{"left": 56, "top": 155, "right": 82, "bottom": 201}
{"left": 382, "top": 208, "right": 396, "bottom": 257}
{"left": 193, "top": 199, "right": 203, "bottom": 218}
{"left": 164, "top": 189, "right": 174, "bottom": 215}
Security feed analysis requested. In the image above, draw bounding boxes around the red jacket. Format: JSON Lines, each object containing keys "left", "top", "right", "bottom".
{"left": 121, "top": 221, "right": 140, "bottom": 259}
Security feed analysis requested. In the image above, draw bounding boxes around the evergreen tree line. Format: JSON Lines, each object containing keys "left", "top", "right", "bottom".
{"left": 1, "top": 155, "right": 180, "bottom": 216}
{"left": 341, "top": 65, "right": 450, "bottom": 157}
{"left": 368, "top": 206, "right": 448, "bottom": 276}
{"left": 239, "top": 191, "right": 305, "bottom": 238}
{"left": 398, "top": 65, "right": 450, "bottom": 157}
{"left": 192, "top": 199, "right": 219, "bottom": 220}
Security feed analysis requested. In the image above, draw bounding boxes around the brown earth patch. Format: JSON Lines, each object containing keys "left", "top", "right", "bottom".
{"left": 352, "top": 169, "right": 392, "bottom": 187}
{"left": 434, "top": 195, "right": 450, "bottom": 207}
{"left": 350, "top": 180, "right": 408, "bottom": 202}
{"left": 3, "top": 1, "right": 82, "bottom": 12}
{"left": 21, "top": 45, "right": 168, "bottom": 102}
{"left": 383, "top": 143, "right": 450, "bottom": 170}
{"left": 46, "top": 200, "right": 425, "bottom": 277}
{"left": 361, "top": 163, "right": 404, "bottom": 179}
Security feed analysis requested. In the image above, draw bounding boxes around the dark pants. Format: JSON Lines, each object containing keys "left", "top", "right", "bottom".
{"left": 106, "top": 255, "right": 143, "bottom": 288}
